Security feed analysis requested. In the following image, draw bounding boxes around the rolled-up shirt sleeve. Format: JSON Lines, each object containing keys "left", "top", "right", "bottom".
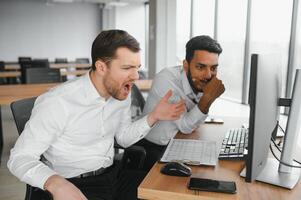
{"left": 114, "top": 98, "right": 152, "bottom": 148}
{"left": 174, "top": 105, "right": 207, "bottom": 134}
{"left": 144, "top": 72, "right": 207, "bottom": 135}
{"left": 7, "top": 96, "right": 67, "bottom": 189}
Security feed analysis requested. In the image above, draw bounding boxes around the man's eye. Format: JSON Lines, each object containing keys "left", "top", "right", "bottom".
{"left": 196, "top": 65, "right": 205, "bottom": 69}
{"left": 211, "top": 66, "right": 218, "bottom": 71}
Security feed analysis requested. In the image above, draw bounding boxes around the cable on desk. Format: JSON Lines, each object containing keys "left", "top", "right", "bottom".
{"left": 270, "top": 124, "right": 301, "bottom": 166}
{"left": 269, "top": 141, "right": 301, "bottom": 168}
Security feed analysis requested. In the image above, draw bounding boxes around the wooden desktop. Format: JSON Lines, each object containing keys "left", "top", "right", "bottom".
{"left": 138, "top": 116, "right": 301, "bottom": 200}
{"left": 3, "top": 63, "right": 91, "bottom": 70}
{"left": 0, "top": 69, "right": 89, "bottom": 78}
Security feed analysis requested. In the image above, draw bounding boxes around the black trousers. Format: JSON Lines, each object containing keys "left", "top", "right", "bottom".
{"left": 30, "top": 164, "right": 146, "bottom": 200}
{"left": 134, "top": 139, "right": 167, "bottom": 172}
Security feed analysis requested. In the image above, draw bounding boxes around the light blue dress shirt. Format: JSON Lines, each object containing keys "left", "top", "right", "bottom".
{"left": 143, "top": 66, "right": 207, "bottom": 145}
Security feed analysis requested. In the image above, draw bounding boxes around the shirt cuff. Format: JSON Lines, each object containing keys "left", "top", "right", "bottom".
{"left": 138, "top": 115, "right": 153, "bottom": 139}
{"left": 189, "top": 105, "right": 208, "bottom": 124}
{"left": 30, "top": 166, "right": 58, "bottom": 190}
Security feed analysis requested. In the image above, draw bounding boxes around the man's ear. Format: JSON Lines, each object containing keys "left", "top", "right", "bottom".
{"left": 183, "top": 60, "right": 189, "bottom": 73}
{"left": 95, "top": 60, "right": 107, "bottom": 75}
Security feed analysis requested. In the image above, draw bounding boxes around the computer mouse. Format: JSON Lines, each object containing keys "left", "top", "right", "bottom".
{"left": 160, "top": 162, "right": 192, "bottom": 177}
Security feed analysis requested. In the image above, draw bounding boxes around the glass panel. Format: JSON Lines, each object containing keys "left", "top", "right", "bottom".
{"left": 217, "top": 0, "right": 248, "bottom": 102}
{"left": 176, "top": 0, "right": 191, "bottom": 64}
{"left": 250, "top": 0, "right": 293, "bottom": 99}
{"left": 191, "top": 0, "right": 215, "bottom": 37}
{"left": 115, "top": 4, "right": 147, "bottom": 71}
{"left": 292, "top": 1, "right": 301, "bottom": 77}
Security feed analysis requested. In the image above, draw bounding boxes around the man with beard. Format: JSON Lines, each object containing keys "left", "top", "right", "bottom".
{"left": 7, "top": 30, "right": 186, "bottom": 200}
{"left": 137, "top": 35, "right": 225, "bottom": 171}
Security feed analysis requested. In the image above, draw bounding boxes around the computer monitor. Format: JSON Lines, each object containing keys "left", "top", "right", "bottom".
{"left": 240, "top": 54, "right": 301, "bottom": 189}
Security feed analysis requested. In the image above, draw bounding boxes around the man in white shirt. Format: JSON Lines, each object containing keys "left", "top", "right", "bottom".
{"left": 7, "top": 30, "right": 186, "bottom": 200}
{"left": 137, "top": 35, "right": 225, "bottom": 170}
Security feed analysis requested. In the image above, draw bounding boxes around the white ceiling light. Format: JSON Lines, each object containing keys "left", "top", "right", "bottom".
{"left": 107, "top": 0, "right": 128, "bottom": 7}
{"left": 51, "top": 0, "right": 75, "bottom": 3}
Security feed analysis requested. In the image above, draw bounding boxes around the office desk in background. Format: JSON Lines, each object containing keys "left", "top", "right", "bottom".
{"left": 4, "top": 63, "right": 91, "bottom": 70}
{"left": 138, "top": 116, "right": 301, "bottom": 200}
{"left": 0, "top": 79, "right": 152, "bottom": 162}
{"left": 0, "top": 69, "right": 89, "bottom": 78}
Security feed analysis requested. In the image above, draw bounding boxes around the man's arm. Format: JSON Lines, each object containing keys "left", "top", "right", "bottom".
{"left": 115, "top": 90, "right": 186, "bottom": 148}
{"left": 8, "top": 96, "right": 89, "bottom": 200}
{"left": 174, "top": 76, "right": 225, "bottom": 133}
{"left": 198, "top": 76, "right": 225, "bottom": 114}
{"left": 44, "top": 175, "right": 88, "bottom": 200}
{"left": 7, "top": 97, "right": 65, "bottom": 189}
{"left": 143, "top": 74, "right": 225, "bottom": 134}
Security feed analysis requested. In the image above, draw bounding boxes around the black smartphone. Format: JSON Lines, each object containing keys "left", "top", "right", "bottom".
{"left": 187, "top": 177, "right": 236, "bottom": 194}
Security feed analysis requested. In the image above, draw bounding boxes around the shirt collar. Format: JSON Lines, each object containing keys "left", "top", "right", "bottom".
{"left": 83, "top": 71, "right": 106, "bottom": 103}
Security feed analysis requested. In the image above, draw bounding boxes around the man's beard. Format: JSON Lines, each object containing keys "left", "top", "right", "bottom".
{"left": 103, "top": 75, "right": 123, "bottom": 100}
{"left": 187, "top": 67, "right": 199, "bottom": 94}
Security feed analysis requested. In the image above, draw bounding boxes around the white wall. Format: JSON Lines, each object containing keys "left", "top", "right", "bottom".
{"left": 115, "top": 4, "right": 147, "bottom": 70}
{"left": 0, "top": 0, "right": 102, "bottom": 62}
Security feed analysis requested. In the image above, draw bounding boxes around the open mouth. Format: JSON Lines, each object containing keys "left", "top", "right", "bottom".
{"left": 123, "top": 82, "right": 133, "bottom": 94}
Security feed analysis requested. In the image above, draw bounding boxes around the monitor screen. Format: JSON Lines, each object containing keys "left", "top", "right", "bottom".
{"left": 243, "top": 53, "right": 281, "bottom": 182}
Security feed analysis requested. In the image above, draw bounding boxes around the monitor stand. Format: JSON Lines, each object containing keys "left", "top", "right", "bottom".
{"left": 240, "top": 158, "right": 301, "bottom": 189}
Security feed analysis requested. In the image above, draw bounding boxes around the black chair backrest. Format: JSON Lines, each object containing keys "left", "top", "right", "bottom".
{"left": 25, "top": 68, "right": 61, "bottom": 84}
{"left": 0, "top": 61, "right": 4, "bottom": 71}
{"left": 75, "top": 58, "right": 90, "bottom": 64}
{"left": 130, "top": 84, "right": 145, "bottom": 121}
{"left": 10, "top": 97, "right": 53, "bottom": 200}
{"left": 138, "top": 70, "right": 147, "bottom": 80}
{"left": 55, "top": 58, "right": 68, "bottom": 64}
{"left": 31, "top": 59, "right": 50, "bottom": 68}
{"left": 11, "top": 97, "right": 37, "bottom": 134}
{"left": 19, "top": 57, "right": 32, "bottom": 71}
{"left": 18, "top": 57, "right": 31, "bottom": 63}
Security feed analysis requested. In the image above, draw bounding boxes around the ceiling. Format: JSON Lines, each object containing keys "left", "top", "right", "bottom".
{"left": 48, "top": 0, "right": 148, "bottom": 4}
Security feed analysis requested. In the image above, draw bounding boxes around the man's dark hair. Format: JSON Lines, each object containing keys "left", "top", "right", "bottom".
{"left": 91, "top": 29, "right": 140, "bottom": 70}
{"left": 185, "top": 35, "right": 222, "bottom": 63}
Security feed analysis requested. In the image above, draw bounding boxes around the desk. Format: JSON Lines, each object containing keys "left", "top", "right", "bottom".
{"left": 0, "top": 79, "right": 152, "bottom": 105}
{"left": 0, "top": 80, "right": 152, "bottom": 162}
{"left": 138, "top": 117, "right": 301, "bottom": 200}
{"left": 4, "top": 63, "right": 91, "bottom": 70}
{"left": 0, "top": 69, "right": 89, "bottom": 78}
{"left": 0, "top": 71, "right": 20, "bottom": 78}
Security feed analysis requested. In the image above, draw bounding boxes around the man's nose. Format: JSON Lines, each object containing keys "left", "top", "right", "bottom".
{"left": 204, "top": 67, "right": 212, "bottom": 79}
{"left": 130, "top": 69, "right": 140, "bottom": 80}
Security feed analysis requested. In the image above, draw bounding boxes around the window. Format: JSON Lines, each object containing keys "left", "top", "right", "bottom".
{"left": 217, "top": 0, "right": 248, "bottom": 102}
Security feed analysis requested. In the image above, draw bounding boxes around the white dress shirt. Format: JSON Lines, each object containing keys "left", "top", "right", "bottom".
{"left": 143, "top": 66, "right": 207, "bottom": 145}
{"left": 7, "top": 72, "right": 151, "bottom": 189}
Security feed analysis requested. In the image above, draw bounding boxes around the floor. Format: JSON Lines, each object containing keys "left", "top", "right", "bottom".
{"left": 0, "top": 98, "right": 300, "bottom": 200}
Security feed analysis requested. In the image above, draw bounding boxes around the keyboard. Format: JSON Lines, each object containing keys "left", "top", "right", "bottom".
{"left": 160, "top": 139, "right": 217, "bottom": 166}
{"left": 219, "top": 128, "right": 248, "bottom": 159}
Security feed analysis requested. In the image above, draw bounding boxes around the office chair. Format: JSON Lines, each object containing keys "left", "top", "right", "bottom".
{"left": 24, "top": 68, "right": 61, "bottom": 84}
{"left": 138, "top": 70, "right": 147, "bottom": 80}
{"left": 0, "top": 61, "right": 4, "bottom": 71}
{"left": 31, "top": 59, "right": 50, "bottom": 68}
{"left": 54, "top": 58, "right": 68, "bottom": 64}
{"left": 75, "top": 58, "right": 90, "bottom": 63}
{"left": 0, "top": 61, "right": 6, "bottom": 84}
{"left": 10, "top": 97, "right": 52, "bottom": 200}
{"left": 18, "top": 57, "right": 32, "bottom": 83}
{"left": 130, "top": 84, "right": 146, "bottom": 121}
{"left": 18, "top": 57, "right": 32, "bottom": 63}
{"left": 117, "top": 84, "right": 146, "bottom": 169}
{"left": 10, "top": 97, "right": 146, "bottom": 200}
